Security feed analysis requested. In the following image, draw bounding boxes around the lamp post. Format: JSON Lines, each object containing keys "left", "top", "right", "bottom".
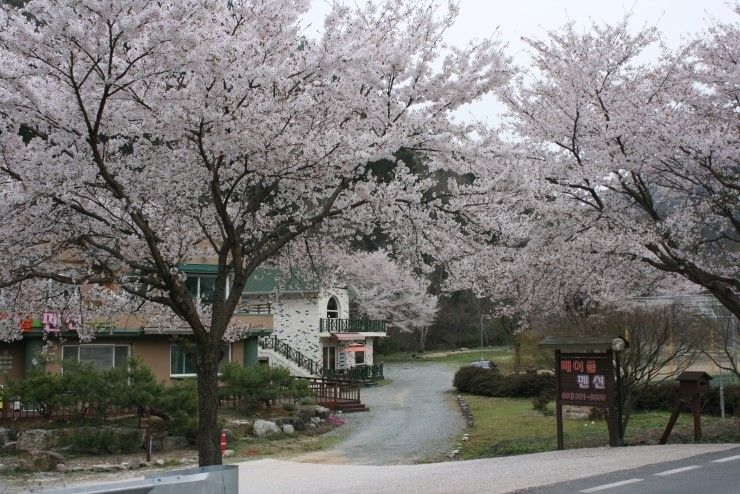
{"left": 612, "top": 337, "right": 627, "bottom": 446}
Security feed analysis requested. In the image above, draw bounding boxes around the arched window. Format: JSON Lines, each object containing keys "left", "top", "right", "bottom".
{"left": 326, "top": 297, "right": 339, "bottom": 319}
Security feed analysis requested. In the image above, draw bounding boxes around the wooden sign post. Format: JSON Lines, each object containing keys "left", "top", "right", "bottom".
{"left": 541, "top": 336, "right": 626, "bottom": 450}
{"left": 555, "top": 350, "right": 618, "bottom": 448}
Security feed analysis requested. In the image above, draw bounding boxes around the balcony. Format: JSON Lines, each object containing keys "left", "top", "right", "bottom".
{"left": 319, "top": 318, "right": 386, "bottom": 334}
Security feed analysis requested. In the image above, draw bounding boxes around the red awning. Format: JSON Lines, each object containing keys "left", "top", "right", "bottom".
{"left": 333, "top": 332, "right": 365, "bottom": 341}
{"left": 345, "top": 344, "right": 367, "bottom": 352}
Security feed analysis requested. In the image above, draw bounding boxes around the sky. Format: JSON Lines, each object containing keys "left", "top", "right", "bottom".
{"left": 301, "top": 0, "right": 737, "bottom": 124}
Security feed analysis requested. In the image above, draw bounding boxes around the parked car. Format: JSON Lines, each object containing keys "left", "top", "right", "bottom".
{"left": 469, "top": 360, "right": 499, "bottom": 373}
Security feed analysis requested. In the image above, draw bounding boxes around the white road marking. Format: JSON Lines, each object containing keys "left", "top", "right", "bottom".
{"left": 712, "top": 454, "right": 740, "bottom": 463}
{"left": 654, "top": 465, "right": 701, "bottom": 476}
{"left": 580, "top": 478, "right": 643, "bottom": 492}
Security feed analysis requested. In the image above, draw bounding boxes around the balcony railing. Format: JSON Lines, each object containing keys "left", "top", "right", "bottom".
{"left": 319, "top": 318, "right": 386, "bottom": 333}
{"left": 322, "top": 363, "right": 384, "bottom": 382}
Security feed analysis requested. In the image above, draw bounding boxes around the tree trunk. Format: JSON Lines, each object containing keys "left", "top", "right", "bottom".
{"left": 418, "top": 326, "right": 429, "bottom": 352}
{"left": 513, "top": 338, "right": 521, "bottom": 374}
{"left": 196, "top": 350, "right": 221, "bottom": 467}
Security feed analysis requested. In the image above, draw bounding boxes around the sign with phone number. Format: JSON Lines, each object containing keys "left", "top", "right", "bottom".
{"left": 557, "top": 353, "right": 614, "bottom": 407}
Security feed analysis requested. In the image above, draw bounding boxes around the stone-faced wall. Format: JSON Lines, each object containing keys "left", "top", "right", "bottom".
{"left": 256, "top": 286, "right": 362, "bottom": 370}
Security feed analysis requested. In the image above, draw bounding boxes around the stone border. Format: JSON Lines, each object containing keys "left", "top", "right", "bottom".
{"left": 457, "top": 395, "right": 475, "bottom": 427}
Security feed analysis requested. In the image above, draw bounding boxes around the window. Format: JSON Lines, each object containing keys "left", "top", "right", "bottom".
{"left": 322, "top": 346, "right": 336, "bottom": 370}
{"left": 354, "top": 351, "right": 365, "bottom": 365}
{"left": 62, "top": 345, "right": 130, "bottom": 370}
{"left": 185, "top": 274, "right": 228, "bottom": 305}
{"left": 326, "top": 297, "right": 339, "bottom": 319}
{"left": 170, "top": 343, "right": 231, "bottom": 377}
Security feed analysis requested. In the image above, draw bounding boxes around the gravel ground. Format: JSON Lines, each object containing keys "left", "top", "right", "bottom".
{"left": 238, "top": 443, "right": 740, "bottom": 494}
{"left": 295, "top": 362, "right": 464, "bottom": 465}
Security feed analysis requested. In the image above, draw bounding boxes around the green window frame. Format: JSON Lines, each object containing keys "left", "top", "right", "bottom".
{"left": 62, "top": 344, "right": 130, "bottom": 370}
{"left": 170, "top": 343, "right": 231, "bottom": 377}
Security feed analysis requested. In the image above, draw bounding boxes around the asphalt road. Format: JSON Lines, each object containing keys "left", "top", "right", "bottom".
{"left": 521, "top": 447, "right": 740, "bottom": 494}
{"left": 296, "top": 361, "right": 464, "bottom": 464}
{"left": 238, "top": 444, "right": 740, "bottom": 494}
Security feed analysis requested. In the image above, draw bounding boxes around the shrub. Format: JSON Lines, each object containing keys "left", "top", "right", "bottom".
{"left": 453, "top": 366, "right": 555, "bottom": 398}
{"left": 630, "top": 383, "right": 682, "bottom": 412}
{"left": 4, "top": 367, "right": 66, "bottom": 419}
{"left": 58, "top": 427, "right": 141, "bottom": 454}
{"left": 220, "top": 364, "right": 310, "bottom": 405}
{"left": 531, "top": 391, "right": 552, "bottom": 413}
{"left": 631, "top": 382, "right": 738, "bottom": 416}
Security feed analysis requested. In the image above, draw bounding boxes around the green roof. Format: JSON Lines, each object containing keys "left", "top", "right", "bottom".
{"left": 181, "top": 265, "right": 318, "bottom": 294}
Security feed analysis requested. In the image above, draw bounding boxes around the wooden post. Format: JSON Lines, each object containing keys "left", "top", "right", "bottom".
{"left": 692, "top": 394, "right": 702, "bottom": 441}
{"left": 660, "top": 399, "right": 685, "bottom": 445}
{"left": 555, "top": 350, "right": 564, "bottom": 450}
{"left": 605, "top": 350, "right": 618, "bottom": 447}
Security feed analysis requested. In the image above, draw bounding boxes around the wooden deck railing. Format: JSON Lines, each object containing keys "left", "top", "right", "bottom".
{"left": 296, "top": 377, "right": 362, "bottom": 410}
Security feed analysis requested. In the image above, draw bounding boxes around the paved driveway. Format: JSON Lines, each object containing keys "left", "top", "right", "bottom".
{"left": 295, "top": 361, "right": 464, "bottom": 465}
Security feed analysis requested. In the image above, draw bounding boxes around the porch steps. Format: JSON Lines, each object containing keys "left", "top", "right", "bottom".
{"left": 337, "top": 403, "right": 369, "bottom": 413}
{"left": 317, "top": 399, "right": 368, "bottom": 413}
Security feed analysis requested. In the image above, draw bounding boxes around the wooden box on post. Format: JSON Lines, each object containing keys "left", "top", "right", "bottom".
{"left": 677, "top": 371, "right": 712, "bottom": 397}
{"left": 660, "top": 371, "right": 712, "bottom": 444}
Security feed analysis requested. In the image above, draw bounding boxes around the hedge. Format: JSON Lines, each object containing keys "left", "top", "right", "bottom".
{"left": 454, "top": 366, "right": 738, "bottom": 417}
{"left": 453, "top": 366, "right": 555, "bottom": 398}
{"left": 632, "top": 383, "right": 738, "bottom": 416}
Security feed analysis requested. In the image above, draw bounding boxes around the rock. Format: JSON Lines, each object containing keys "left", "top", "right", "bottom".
{"left": 118, "top": 462, "right": 131, "bottom": 470}
{"left": 307, "top": 423, "right": 317, "bottom": 430}
{"left": 16, "top": 459, "right": 32, "bottom": 472}
{"left": 161, "top": 435, "right": 189, "bottom": 451}
{"left": 138, "top": 460, "right": 149, "bottom": 468}
{"left": 150, "top": 438, "right": 164, "bottom": 453}
{"left": 274, "top": 417, "right": 293, "bottom": 427}
{"left": 56, "top": 463, "right": 67, "bottom": 473}
{"left": 17, "top": 429, "right": 57, "bottom": 452}
{"left": 310, "top": 417, "right": 321, "bottom": 425}
{"left": 314, "top": 406, "right": 331, "bottom": 419}
{"left": 31, "top": 450, "right": 65, "bottom": 471}
{"left": 2, "top": 441, "right": 17, "bottom": 453}
{"left": 91, "top": 463, "right": 116, "bottom": 472}
{"left": 154, "top": 459, "right": 165, "bottom": 466}
{"left": 282, "top": 424, "right": 295, "bottom": 434}
{"left": 226, "top": 419, "right": 253, "bottom": 437}
{"left": 447, "top": 449, "right": 461, "bottom": 458}
{"left": 252, "top": 419, "right": 281, "bottom": 437}
{"left": 0, "top": 427, "right": 10, "bottom": 446}
{"left": 222, "top": 449, "right": 235, "bottom": 457}
{"left": 179, "top": 458, "right": 190, "bottom": 465}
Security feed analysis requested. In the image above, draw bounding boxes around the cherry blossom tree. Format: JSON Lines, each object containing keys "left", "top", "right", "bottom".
{"left": 0, "top": 0, "right": 509, "bottom": 465}
{"left": 464, "top": 13, "right": 739, "bottom": 325}
{"left": 332, "top": 249, "right": 438, "bottom": 349}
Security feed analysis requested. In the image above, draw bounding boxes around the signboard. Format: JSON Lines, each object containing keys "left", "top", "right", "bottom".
{"left": 556, "top": 353, "right": 614, "bottom": 407}
{"left": 17, "top": 312, "right": 81, "bottom": 333}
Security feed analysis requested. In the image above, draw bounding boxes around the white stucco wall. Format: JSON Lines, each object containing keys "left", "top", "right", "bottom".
{"left": 257, "top": 286, "right": 351, "bottom": 366}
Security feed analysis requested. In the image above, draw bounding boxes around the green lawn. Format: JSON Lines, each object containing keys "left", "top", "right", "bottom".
{"left": 379, "top": 347, "right": 514, "bottom": 371}
{"left": 458, "top": 395, "right": 740, "bottom": 459}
